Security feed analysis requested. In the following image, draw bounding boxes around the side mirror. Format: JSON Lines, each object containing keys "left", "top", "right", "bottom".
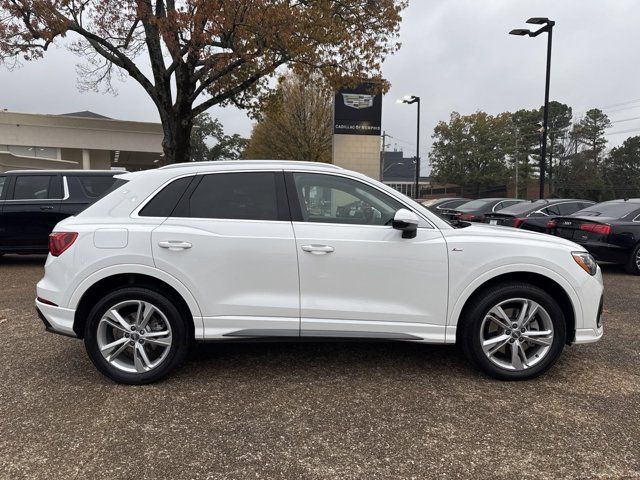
{"left": 392, "top": 208, "right": 419, "bottom": 239}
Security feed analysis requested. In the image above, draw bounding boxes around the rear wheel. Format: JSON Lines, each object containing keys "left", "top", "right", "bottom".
{"left": 84, "top": 287, "right": 191, "bottom": 384}
{"left": 459, "top": 283, "right": 566, "bottom": 380}
{"left": 624, "top": 243, "right": 640, "bottom": 275}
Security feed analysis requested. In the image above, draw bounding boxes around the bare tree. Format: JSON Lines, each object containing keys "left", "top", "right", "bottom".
{"left": 0, "top": 0, "right": 406, "bottom": 163}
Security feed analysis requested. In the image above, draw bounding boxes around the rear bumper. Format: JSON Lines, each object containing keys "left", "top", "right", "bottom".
{"left": 35, "top": 298, "right": 77, "bottom": 338}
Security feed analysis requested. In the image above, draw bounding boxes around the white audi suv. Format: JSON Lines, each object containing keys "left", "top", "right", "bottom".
{"left": 36, "top": 161, "right": 604, "bottom": 384}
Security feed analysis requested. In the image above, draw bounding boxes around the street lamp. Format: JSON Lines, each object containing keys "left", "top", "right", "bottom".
{"left": 510, "top": 17, "right": 555, "bottom": 199}
{"left": 398, "top": 95, "right": 421, "bottom": 199}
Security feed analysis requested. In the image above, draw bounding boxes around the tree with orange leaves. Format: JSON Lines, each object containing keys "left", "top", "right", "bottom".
{"left": 0, "top": 1, "right": 406, "bottom": 163}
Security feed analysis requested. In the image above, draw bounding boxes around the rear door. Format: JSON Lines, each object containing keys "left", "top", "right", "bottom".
{"left": 150, "top": 171, "right": 300, "bottom": 338}
{"left": 1, "top": 174, "right": 62, "bottom": 251}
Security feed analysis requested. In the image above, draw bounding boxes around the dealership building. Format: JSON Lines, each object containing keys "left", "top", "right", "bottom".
{"left": 0, "top": 110, "right": 164, "bottom": 173}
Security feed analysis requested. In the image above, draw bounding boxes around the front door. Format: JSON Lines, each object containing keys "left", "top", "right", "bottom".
{"left": 151, "top": 171, "right": 300, "bottom": 339}
{"left": 286, "top": 172, "right": 449, "bottom": 342}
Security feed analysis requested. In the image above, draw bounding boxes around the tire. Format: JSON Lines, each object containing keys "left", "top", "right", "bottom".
{"left": 84, "top": 287, "right": 191, "bottom": 384}
{"left": 624, "top": 243, "right": 640, "bottom": 275}
{"left": 459, "top": 283, "right": 566, "bottom": 381}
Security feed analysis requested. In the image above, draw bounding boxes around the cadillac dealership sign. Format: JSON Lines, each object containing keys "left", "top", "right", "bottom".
{"left": 334, "top": 83, "right": 382, "bottom": 136}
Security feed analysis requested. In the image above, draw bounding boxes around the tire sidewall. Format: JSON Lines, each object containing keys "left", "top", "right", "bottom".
{"left": 626, "top": 243, "right": 640, "bottom": 275}
{"left": 462, "top": 284, "right": 566, "bottom": 380}
{"left": 84, "top": 287, "right": 189, "bottom": 384}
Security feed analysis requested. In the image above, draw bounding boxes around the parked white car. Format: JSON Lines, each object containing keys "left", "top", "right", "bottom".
{"left": 36, "top": 161, "right": 604, "bottom": 384}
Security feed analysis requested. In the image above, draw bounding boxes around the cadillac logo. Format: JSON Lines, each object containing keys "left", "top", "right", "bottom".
{"left": 341, "top": 93, "right": 375, "bottom": 110}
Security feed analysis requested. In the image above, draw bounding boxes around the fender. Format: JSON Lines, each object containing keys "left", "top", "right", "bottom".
{"left": 446, "top": 263, "right": 583, "bottom": 337}
{"left": 68, "top": 263, "right": 204, "bottom": 336}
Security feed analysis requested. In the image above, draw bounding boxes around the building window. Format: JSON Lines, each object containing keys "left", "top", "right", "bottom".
{"left": 4, "top": 145, "right": 58, "bottom": 159}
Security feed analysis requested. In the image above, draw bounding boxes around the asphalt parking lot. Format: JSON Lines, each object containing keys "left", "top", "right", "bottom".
{"left": 0, "top": 256, "right": 638, "bottom": 479}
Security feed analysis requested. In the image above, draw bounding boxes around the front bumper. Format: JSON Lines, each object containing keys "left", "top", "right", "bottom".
{"left": 35, "top": 298, "right": 78, "bottom": 338}
{"left": 573, "top": 294, "right": 604, "bottom": 344}
{"left": 574, "top": 325, "right": 604, "bottom": 344}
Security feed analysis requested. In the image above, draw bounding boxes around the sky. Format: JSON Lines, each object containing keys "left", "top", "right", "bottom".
{"left": 1, "top": 0, "right": 639, "bottom": 168}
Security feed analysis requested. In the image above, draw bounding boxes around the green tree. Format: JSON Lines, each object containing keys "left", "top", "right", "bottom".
{"left": 546, "top": 101, "right": 573, "bottom": 190}
{"left": 0, "top": 1, "right": 406, "bottom": 164}
{"left": 576, "top": 108, "right": 611, "bottom": 166}
{"left": 243, "top": 73, "right": 332, "bottom": 163}
{"left": 190, "top": 114, "right": 247, "bottom": 162}
{"left": 430, "top": 111, "right": 513, "bottom": 196}
{"left": 602, "top": 136, "right": 640, "bottom": 199}
{"left": 511, "top": 108, "right": 542, "bottom": 197}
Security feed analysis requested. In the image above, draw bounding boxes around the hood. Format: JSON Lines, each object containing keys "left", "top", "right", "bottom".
{"left": 446, "top": 222, "right": 583, "bottom": 250}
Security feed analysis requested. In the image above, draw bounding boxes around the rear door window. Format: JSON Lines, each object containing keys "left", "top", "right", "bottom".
{"left": 12, "top": 175, "right": 59, "bottom": 200}
{"left": 183, "top": 172, "right": 284, "bottom": 221}
{"left": 0, "top": 176, "right": 5, "bottom": 199}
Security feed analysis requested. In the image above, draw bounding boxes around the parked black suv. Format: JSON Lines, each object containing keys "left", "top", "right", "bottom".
{"left": 0, "top": 170, "right": 123, "bottom": 255}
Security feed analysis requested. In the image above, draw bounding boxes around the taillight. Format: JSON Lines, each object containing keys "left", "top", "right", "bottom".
{"left": 513, "top": 217, "right": 526, "bottom": 228}
{"left": 48, "top": 232, "right": 78, "bottom": 256}
{"left": 460, "top": 213, "right": 475, "bottom": 221}
{"left": 547, "top": 219, "right": 557, "bottom": 229}
{"left": 579, "top": 223, "right": 611, "bottom": 235}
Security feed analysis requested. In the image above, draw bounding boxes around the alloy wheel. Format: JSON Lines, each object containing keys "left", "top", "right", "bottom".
{"left": 480, "top": 298, "right": 554, "bottom": 371}
{"left": 96, "top": 300, "right": 173, "bottom": 374}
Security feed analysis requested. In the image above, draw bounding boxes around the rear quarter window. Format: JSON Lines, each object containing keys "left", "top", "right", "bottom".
{"left": 74, "top": 176, "right": 118, "bottom": 198}
{"left": 139, "top": 176, "right": 194, "bottom": 217}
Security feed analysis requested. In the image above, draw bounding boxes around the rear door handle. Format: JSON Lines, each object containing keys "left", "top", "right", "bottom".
{"left": 301, "top": 244, "right": 335, "bottom": 255}
{"left": 158, "top": 240, "right": 192, "bottom": 251}
{"left": 39, "top": 206, "right": 54, "bottom": 211}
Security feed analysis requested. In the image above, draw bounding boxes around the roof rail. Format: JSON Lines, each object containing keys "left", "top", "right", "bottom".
{"left": 4, "top": 169, "right": 123, "bottom": 174}
{"left": 159, "top": 160, "right": 343, "bottom": 170}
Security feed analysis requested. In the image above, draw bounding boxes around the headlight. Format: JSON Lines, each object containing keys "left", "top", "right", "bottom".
{"left": 572, "top": 251, "right": 598, "bottom": 276}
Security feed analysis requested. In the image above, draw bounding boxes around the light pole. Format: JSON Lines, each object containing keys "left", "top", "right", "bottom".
{"left": 510, "top": 17, "right": 555, "bottom": 199}
{"left": 398, "top": 95, "right": 421, "bottom": 199}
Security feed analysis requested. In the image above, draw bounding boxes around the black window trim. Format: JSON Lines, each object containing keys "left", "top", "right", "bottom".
{"left": 134, "top": 170, "right": 291, "bottom": 222}
{"left": 283, "top": 170, "right": 435, "bottom": 229}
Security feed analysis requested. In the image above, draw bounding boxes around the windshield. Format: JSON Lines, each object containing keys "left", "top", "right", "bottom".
{"left": 574, "top": 201, "right": 640, "bottom": 218}
{"left": 499, "top": 200, "right": 547, "bottom": 215}
{"left": 457, "top": 199, "right": 495, "bottom": 211}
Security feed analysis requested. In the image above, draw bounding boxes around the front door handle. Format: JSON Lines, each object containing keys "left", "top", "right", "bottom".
{"left": 39, "top": 206, "right": 54, "bottom": 211}
{"left": 158, "top": 240, "right": 192, "bottom": 251}
{"left": 301, "top": 244, "right": 335, "bottom": 255}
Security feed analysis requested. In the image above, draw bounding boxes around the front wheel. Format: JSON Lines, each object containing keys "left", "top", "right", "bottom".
{"left": 625, "top": 243, "right": 640, "bottom": 275}
{"left": 459, "top": 283, "right": 566, "bottom": 380}
{"left": 84, "top": 287, "right": 191, "bottom": 384}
